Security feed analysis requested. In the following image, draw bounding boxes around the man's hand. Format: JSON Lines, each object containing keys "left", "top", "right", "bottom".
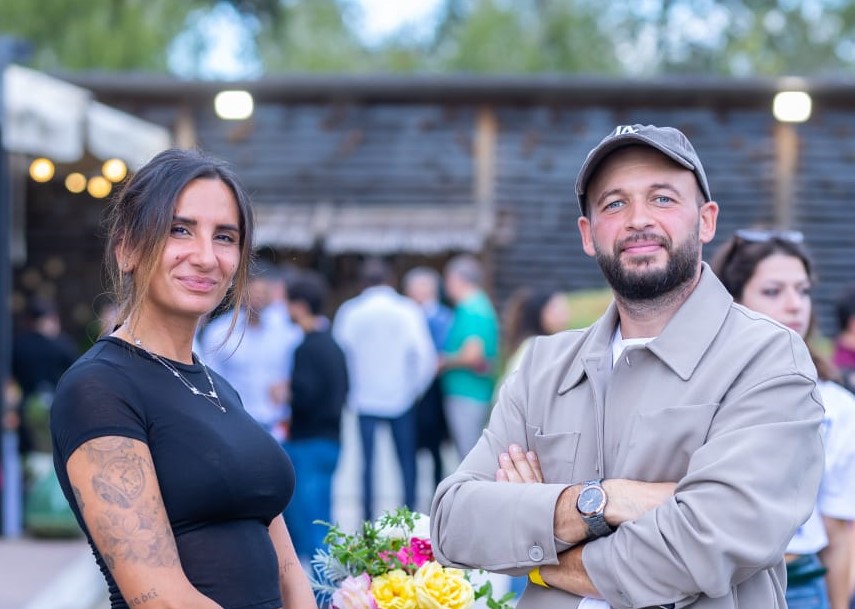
{"left": 602, "top": 479, "right": 677, "bottom": 526}
{"left": 496, "top": 443, "right": 543, "bottom": 483}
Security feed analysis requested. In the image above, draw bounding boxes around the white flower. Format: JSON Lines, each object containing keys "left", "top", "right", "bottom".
{"left": 375, "top": 512, "right": 431, "bottom": 541}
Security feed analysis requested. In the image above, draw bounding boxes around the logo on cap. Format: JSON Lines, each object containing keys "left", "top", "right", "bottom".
{"left": 612, "top": 125, "right": 638, "bottom": 136}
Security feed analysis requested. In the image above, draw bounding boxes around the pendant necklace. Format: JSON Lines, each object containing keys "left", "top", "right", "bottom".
{"left": 128, "top": 330, "right": 225, "bottom": 413}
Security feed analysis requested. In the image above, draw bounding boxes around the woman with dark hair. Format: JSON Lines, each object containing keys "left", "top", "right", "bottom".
{"left": 711, "top": 229, "right": 855, "bottom": 609}
{"left": 50, "top": 149, "right": 317, "bottom": 609}
{"left": 499, "top": 287, "right": 571, "bottom": 386}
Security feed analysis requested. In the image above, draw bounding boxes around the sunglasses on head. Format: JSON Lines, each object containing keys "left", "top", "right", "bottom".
{"left": 734, "top": 229, "right": 804, "bottom": 244}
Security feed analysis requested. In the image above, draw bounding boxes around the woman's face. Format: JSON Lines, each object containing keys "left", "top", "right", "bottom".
{"left": 142, "top": 178, "right": 241, "bottom": 324}
{"left": 540, "top": 293, "right": 572, "bottom": 335}
{"left": 739, "top": 253, "right": 811, "bottom": 339}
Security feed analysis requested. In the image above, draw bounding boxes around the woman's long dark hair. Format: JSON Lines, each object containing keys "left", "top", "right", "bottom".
{"left": 103, "top": 148, "right": 255, "bottom": 337}
{"left": 503, "top": 287, "right": 560, "bottom": 359}
{"left": 710, "top": 232, "right": 838, "bottom": 382}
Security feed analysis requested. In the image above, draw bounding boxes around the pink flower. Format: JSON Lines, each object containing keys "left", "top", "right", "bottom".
{"left": 408, "top": 537, "right": 434, "bottom": 567}
{"left": 390, "top": 537, "right": 435, "bottom": 571}
{"left": 332, "top": 573, "right": 377, "bottom": 609}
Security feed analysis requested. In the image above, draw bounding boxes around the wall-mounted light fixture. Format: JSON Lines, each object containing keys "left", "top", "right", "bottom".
{"left": 214, "top": 90, "right": 254, "bottom": 120}
{"left": 773, "top": 91, "right": 812, "bottom": 123}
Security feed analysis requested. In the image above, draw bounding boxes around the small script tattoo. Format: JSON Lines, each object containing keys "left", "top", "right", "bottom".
{"left": 127, "top": 587, "right": 159, "bottom": 606}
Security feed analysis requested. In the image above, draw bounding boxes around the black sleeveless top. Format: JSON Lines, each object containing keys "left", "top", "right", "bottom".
{"left": 51, "top": 337, "right": 295, "bottom": 609}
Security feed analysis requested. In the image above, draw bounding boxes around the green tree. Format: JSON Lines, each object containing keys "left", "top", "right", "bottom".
{"left": 0, "top": 0, "right": 285, "bottom": 74}
{"left": 428, "top": 0, "right": 622, "bottom": 73}
{"left": 255, "top": 0, "right": 369, "bottom": 72}
{"left": 5, "top": 0, "right": 855, "bottom": 77}
{"left": 602, "top": 0, "right": 855, "bottom": 76}
{"left": 0, "top": 0, "right": 205, "bottom": 71}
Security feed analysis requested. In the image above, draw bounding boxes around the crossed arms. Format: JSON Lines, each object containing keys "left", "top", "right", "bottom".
{"left": 496, "top": 445, "right": 675, "bottom": 598}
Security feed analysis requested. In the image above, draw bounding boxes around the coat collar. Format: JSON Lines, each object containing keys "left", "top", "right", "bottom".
{"left": 558, "top": 263, "right": 733, "bottom": 393}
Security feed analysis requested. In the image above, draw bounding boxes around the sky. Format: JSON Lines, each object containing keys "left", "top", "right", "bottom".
{"left": 169, "top": 0, "right": 444, "bottom": 79}
{"left": 356, "top": 0, "right": 442, "bottom": 43}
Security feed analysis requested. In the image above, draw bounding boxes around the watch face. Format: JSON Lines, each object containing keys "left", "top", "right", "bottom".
{"left": 577, "top": 486, "right": 606, "bottom": 516}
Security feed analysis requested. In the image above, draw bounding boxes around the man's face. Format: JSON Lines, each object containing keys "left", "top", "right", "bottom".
{"left": 405, "top": 276, "right": 434, "bottom": 305}
{"left": 248, "top": 277, "right": 272, "bottom": 312}
{"left": 444, "top": 272, "right": 462, "bottom": 303}
{"left": 577, "top": 146, "right": 718, "bottom": 301}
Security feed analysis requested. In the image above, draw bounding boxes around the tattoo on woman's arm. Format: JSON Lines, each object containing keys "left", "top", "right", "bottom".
{"left": 280, "top": 558, "right": 297, "bottom": 576}
{"left": 127, "top": 587, "right": 159, "bottom": 606}
{"left": 72, "top": 485, "right": 85, "bottom": 511}
{"left": 82, "top": 437, "right": 179, "bottom": 568}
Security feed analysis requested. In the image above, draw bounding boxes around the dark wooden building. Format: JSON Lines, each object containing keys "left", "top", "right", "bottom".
{"left": 14, "top": 74, "right": 855, "bottom": 343}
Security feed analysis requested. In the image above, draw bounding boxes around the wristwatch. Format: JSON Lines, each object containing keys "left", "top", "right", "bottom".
{"left": 576, "top": 479, "right": 614, "bottom": 539}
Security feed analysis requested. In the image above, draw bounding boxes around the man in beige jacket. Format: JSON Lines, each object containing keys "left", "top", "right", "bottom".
{"left": 430, "top": 124, "right": 825, "bottom": 608}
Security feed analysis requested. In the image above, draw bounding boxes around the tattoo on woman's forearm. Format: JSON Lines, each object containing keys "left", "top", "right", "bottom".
{"left": 127, "top": 587, "right": 159, "bottom": 606}
{"left": 281, "top": 558, "right": 297, "bottom": 576}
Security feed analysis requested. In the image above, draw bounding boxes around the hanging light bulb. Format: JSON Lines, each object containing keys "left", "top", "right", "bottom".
{"left": 65, "top": 172, "right": 87, "bottom": 194}
{"left": 87, "top": 176, "right": 112, "bottom": 199}
{"left": 102, "top": 158, "right": 128, "bottom": 183}
{"left": 29, "top": 158, "right": 55, "bottom": 182}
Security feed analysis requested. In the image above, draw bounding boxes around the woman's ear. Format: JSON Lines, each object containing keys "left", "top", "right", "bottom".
{"left": 115, "top": 241, "right": 138, "bottom": 273}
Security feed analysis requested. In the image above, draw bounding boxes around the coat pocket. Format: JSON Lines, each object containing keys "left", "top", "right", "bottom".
{"left": 525, "top": 423, "right": 580, "bottom": 484}
{"left": 623, "top": 402, "right": 719, "bottom": 480}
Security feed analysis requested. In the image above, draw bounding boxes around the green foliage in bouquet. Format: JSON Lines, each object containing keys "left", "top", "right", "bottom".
{"left": 320, "top": 506, "right": 420, "bottom": 577}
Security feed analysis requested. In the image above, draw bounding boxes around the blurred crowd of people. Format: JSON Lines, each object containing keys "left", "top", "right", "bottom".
{"left": 8, "top": 226, "right": 855, "bottom": 608}
{"left": 2, "top": 251, "right": 571, "bottom": 559}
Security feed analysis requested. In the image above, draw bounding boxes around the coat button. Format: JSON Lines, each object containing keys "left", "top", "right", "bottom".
{"left": 528, "top": 545, "right": 544, "bottom": 562}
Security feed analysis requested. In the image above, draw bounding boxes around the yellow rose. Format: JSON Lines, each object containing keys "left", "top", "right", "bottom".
{"left": 413, "top": 561, "right": 474, "bottom": 609}
{"left": 371, "top": 569, "right": 418, "bottom": 609}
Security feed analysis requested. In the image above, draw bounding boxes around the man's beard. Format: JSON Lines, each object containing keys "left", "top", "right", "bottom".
{"left": 594, "top": 229, "right": 699, "bottom": 301}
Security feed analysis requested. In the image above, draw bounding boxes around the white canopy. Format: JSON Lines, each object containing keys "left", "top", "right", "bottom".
{"left": 2, "top": 65, "right": 171, "bottom": 169}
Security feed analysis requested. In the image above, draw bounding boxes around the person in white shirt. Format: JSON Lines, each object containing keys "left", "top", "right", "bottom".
{"left": 333, "top": 258, "right": 436, "bottom": 520}
{"left": 712, "top": 228, "right": 855, "bottom": 609}
{"left": 200, "top": 261, "right": 301, "bottom": 442}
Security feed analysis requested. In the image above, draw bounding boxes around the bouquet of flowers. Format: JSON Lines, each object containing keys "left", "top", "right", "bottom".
{"left": 311, "top": 506, "right": 516, "bottom": 609}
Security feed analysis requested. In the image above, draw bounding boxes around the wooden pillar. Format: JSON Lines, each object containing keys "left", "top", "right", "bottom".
{"left": 473, "top": 105, "right": 498, "bottom": 292}
{"left": 474, "top": 106, "right": 497, "bottom": 231}
{"left": 174, "top": 104, "right": 197, "bottom": 149}
{"left": 773, "top": 122, "right": 799, "bottom": 229}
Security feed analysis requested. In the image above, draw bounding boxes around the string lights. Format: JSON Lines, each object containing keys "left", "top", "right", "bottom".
{"left": 28, "top": 158, "right": 55, "bottom": 183}
{"left": 26, "top": 156, "right": 129, "bottom": 197}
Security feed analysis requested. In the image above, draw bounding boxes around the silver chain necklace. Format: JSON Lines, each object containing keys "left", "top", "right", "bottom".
{"left": 129, "top": 331, "right": 225, "bottom": 413}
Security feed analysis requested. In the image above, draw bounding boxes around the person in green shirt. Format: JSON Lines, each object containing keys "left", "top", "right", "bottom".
{"left": 440, "top": 255, "right": 500, "bottom": 459}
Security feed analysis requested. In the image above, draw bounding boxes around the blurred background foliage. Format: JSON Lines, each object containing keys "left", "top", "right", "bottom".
{"left": 3, "top": 0, "right": 855, "bottom": 78}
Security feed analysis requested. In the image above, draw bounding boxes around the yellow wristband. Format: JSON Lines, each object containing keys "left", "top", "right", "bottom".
{"left": 528, "top": 567, "right": 550, "bottom": 588}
